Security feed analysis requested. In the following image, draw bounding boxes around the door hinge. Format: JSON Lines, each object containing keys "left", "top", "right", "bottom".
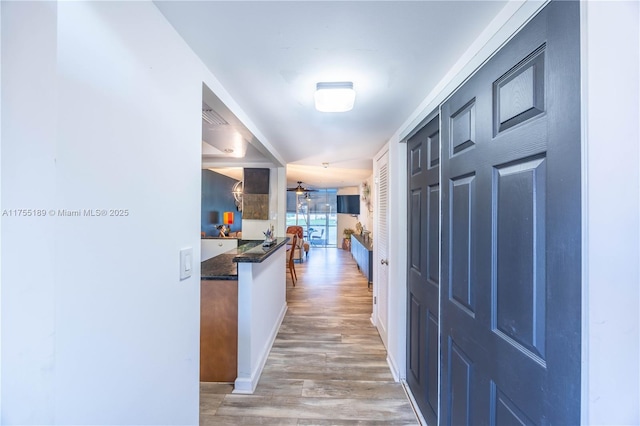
{"left": 374, "top": 296, "right": 377, "bottom": 304}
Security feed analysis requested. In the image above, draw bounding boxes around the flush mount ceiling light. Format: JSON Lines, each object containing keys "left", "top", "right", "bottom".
{"left": 314, "top": 82, "right": 355, "bottom": 112}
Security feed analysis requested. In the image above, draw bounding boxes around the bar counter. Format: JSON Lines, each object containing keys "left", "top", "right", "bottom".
{"left": 199, "top": 237, "right": 289, "bottom": 392}
{"left": 200, "top": 238, "right": 289, "bottom": 280}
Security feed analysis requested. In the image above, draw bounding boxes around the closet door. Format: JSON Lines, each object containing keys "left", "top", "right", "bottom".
{"left": 440, "top": 2, "right": 581, "bottom": 424}
{"left": 406, "top": 114, "right": 440, "bottom": 425}
{"left": 376, "top": 150, "right": 390, "bottom": 347}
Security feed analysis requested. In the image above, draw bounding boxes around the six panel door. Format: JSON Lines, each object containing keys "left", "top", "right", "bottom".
{"left": 439, "top": 2, "right": 581, "bottom": 424}
{"left": 407, "top": 114, "right": 440, "bottom": 425}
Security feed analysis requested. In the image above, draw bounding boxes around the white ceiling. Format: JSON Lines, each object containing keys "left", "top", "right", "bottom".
{"left": 155, "top": 1, "right": 509, "bottom": 189}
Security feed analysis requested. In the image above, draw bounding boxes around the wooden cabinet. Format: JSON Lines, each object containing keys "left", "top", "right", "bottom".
{"left": 200, "top": 279, "right": 237, "bottom": 382}
{"left": 351, "top": 234, "right": 373, "bottom": 286}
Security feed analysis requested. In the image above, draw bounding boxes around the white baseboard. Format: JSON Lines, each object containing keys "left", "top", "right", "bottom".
{"left": 233, "top": 303, "right": 287, "bottom": 394}
{"left": 232, "top": 377, "right": 254, "bottom": 394}
{"left": 386, "top": 352, "right": 400, "bottom": 382}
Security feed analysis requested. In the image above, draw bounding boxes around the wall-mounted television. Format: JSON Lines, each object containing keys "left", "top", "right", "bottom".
{"left": 337, "top": 194, "right": 360, "bottom": 215}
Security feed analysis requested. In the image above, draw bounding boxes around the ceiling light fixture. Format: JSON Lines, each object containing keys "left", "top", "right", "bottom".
{"left": 314, "top": 82, "right": 355, "bottom": 112}
{"left": 287, "top": 181, "right": 318, "bottom": 195}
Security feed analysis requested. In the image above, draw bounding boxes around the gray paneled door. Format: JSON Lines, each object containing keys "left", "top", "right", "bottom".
{"left": 440, "top": 1, "right": 581, "bottom": 424}
{"left": 407, "top": 114, "right": 440, "bottom": 426}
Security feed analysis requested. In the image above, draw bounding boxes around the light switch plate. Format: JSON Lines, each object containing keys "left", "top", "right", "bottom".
{"left": 180, "top": 247, "right": 193, "bottom": 280}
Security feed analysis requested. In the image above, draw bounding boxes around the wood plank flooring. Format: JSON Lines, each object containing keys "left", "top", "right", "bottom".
{"left": 200, "top": 247, "right": 418, "bottom": 425}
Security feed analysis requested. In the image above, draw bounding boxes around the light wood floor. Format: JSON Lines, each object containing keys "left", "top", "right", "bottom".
{"left": 200, "top": 247, "right": 418, "bottom": 425}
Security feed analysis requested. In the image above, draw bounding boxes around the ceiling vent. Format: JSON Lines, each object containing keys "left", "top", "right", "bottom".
{"left": 202, "top": 109, "right": 228, "bottom": 126}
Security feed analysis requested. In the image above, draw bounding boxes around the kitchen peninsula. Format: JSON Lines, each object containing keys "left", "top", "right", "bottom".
{"left": 200, "top": 238, "right": 288, "bottom": 394}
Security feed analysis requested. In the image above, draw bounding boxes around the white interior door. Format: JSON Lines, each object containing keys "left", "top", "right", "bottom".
{"left": 376, "top": 150, "right": 389, "bottom": 348}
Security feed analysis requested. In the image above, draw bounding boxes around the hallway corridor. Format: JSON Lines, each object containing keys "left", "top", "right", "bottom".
{"left": 200, "top": 247, "right": 418, "bottom": 425}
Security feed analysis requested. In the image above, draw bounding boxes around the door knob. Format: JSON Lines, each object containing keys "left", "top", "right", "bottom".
{"left": 381, "top": 259, "right": 388, "bottom": 265}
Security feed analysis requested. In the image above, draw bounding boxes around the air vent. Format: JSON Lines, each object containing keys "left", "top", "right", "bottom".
{"left": 202, "top": 109, "right": 228, "bottom": 126}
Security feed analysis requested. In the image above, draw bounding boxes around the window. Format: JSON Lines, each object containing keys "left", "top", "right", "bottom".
{"left": 286, "top": 189, "right": 337, "bottom": 247}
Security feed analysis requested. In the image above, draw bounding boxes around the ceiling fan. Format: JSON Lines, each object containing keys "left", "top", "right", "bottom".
{"left": 287, "top": 181, "right": 318, "bottom": 194}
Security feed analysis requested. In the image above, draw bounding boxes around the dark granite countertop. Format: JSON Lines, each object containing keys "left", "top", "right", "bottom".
{"left": 201, "top": 253, "right": 238, "bottom": 280}
{"left": 201, "top": 238, "right": 289, "bottom": 280}
{"left": 232, "top": 238, "right": 289, "bottom": 263}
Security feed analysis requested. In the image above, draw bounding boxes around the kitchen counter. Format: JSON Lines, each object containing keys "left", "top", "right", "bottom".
{"left": 231, "top": 238, "right": 289, "bottom": 263}
{"left": 200, "top": 238, "right": 289, "bottom": 280}
{"left": 201, "top": 254, "right": 238, "bottom": 280}
{"left": 199, "top": 237, "right": 289, "bottom": 391}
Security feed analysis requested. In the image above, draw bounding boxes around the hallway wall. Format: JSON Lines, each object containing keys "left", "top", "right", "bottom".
{"left": 582, "top": 1, "right": 640, "bottom": 422}
{"left": 0, "top": 1, "right": 280, "bottom": 424}
{"left": 2, "top": 1, "right": 638, "bottom": 424}
{"left": 336, "top": 186, "right": 358, "bottom": 246}
{"left": 2, "top": 3, "right": 59, "bottom": 423}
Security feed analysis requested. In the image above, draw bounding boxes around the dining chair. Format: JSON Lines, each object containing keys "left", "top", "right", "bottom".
{"left": 288, "top": 234, "right": 298, "bottom": 285}
{"left": 286, "top": 225, "right": 305, "bottom": 262}
{"left": 311, "top": 229, "right": 324, "bottom": 246}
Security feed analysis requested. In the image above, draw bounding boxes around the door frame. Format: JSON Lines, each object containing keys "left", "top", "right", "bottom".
{"left": 579, "top": 2, "right": 640, "bottom": 423}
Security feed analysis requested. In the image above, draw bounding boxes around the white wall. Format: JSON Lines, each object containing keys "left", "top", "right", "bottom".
{"left": 275, "top": 167, "right": 287, "bottom": 237}
{"left": 0, "top": 2, "right": 3, "bottom": 417}
{"left": 1, "top": 3, "right": 58, "bottom": 423}
{"left": 235, "top": 248, "right": 287, "bottom": 394}
{"left": 582, "top": 2, "right": 640, "bottom": 423}
{"left": 1, "top": 1, "right": 284, "bottom": 424}
{"left": 337, "top": 186, "right": 359, "bottom": 245}
{"left": 360, "top": 176, "right": 374, "bottom": 235}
